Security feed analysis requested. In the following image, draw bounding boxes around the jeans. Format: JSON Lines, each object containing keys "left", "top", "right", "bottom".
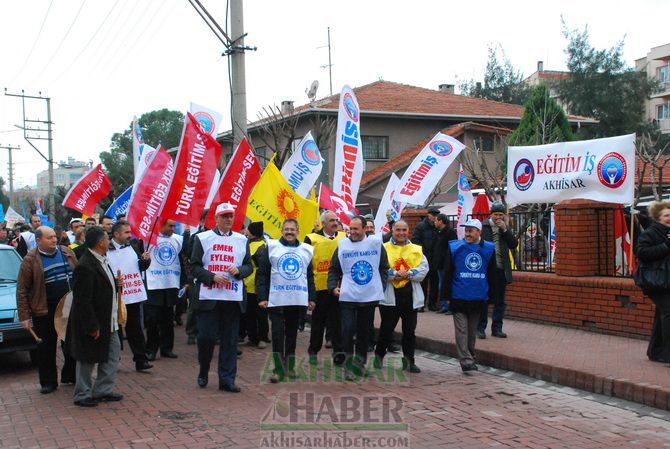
{"left": 340, "top": 302, "right": 376, "bottom": 370}
{"left": 437, "top": 271, "right": 448, "bottom": 311}
{"left": 197, "top": 301, "right": 240, "bottom": 385}
{"left": 268, "top": 306, "right": 302, "bottom": 376}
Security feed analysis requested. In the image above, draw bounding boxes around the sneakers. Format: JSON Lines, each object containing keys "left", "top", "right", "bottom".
{"left": 135, "top": 361, "right": 154, "bottom": 372}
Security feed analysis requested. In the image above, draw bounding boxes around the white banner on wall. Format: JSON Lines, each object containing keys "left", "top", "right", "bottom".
{"left": 506, "top": 134, "right": 635, "bottom": 207}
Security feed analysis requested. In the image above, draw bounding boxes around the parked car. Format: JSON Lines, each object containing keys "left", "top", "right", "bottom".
{"left": 0, "top": 244, "right": 37, "bottom": 360}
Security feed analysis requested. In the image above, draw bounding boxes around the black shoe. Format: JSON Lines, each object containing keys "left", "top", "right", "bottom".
{"left": 187, "top": 335, "right": 196, "bottom": 345}
{"left": 197, "top": 372, "right": 208, "bottom": 388}
{"left": 461, "top": 364, "right": 478, "bottom": 372}
{"left": 160, "top": 351, "right": 178, "bottom": 359}
{"left": 333, "top": 353, "right": 345, "bottom": 366}
{"left": 476, "top": 330, "right": 486, "bottom": 339}
{"left": 219, "top": 382, "right": 241, "bottom": 393}
{"left": 408, "top": 364, "right": 421, "bottom": 373}
{"left": 650, "top": 357, "right": 670, "bottom": 363}
{"left": 40, "top": 384, "right": 57, "bottom": 394}
{"left": 74, "top": 398, "right": 98, "bottom": 407}
{"left": 418, "top": 307, "right": 425, "bottom": 313}
{"left": 388, "top": 343, "right": 401, "bottom": 353}
{"left": 237, "top": 348, "right": 243, "bottom": 358}
{"left": 96, "top": 392, "right": 123, "bottom": 402}
{"left": 135, "top": 361, "right": 154, "bottom": 372}
{"left": 146, "top": 351, "right": 156, "bottom": 361}
{"left": 492, "top": 331, "right": 507, "bottom": 338}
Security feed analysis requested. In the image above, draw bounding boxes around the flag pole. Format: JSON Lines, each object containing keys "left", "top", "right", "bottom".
{"left": 629, "top": 205, "right": 636, "bottom": 276}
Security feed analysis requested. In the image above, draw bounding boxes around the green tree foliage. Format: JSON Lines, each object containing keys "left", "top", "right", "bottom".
{"left": 0, "top": 177, "right": 9, "bottom": 215}
{"left": 100, "top": 109, "right": 184, "bottom": 194}
{"left": 557, "top": 23, "right": 657, "bottom": 138}
{"left": 459, "top": 44, "right": 531, "bottom": 105}
{"left": 509, "top": 85, "right": 574, "bottom": 146}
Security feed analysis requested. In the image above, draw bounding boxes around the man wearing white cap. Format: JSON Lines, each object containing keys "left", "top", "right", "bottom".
{"left": 190, "top": 202, "right": 252, "bottom": 393}
{"left": 66, "top": 218, "right": 85, "bottom": 244}
{"left": 441, "top": 219, "right": 496, "bottom": 372}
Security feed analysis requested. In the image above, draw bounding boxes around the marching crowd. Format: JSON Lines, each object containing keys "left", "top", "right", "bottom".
{"left": 11, "top": 200, "right": 517, "bottom": 407}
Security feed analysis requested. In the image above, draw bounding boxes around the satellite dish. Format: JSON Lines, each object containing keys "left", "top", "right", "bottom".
{"left": 306, "top": 80, "right": 319, "bottom": 101}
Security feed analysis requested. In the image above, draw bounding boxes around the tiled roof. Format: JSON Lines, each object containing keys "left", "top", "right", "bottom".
{"left": 359, "top": 121, "right": 512, "bottom": 189}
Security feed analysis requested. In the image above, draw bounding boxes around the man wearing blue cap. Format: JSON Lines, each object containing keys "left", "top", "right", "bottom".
{"left": 441, "top": 219, "right": 496, "bottom": 372}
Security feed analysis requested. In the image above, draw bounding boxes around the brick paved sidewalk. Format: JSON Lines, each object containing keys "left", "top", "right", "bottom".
{"left": 406, "top": 311, "right": 670, "bottom": 410}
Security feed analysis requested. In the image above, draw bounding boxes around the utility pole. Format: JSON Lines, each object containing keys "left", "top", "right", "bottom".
{"left": 0, "top": 144, "right": 20, "bottom": 196}
{"left": 319, "top": 27, "right": 334, "bottom": 96}
{"left": 230, "top": 0, "right": 247, "bottom": 148}
{"left": 4, "top": 89, "right": 55, "bottom": 221}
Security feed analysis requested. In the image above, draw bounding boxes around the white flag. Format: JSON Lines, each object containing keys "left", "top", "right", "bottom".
{"left": 333, "top": 85, "right": 364, "bottom": 209}
{"left": 189, "top": 102, "right": 224, "bottom": 137}
{"left": 134, "top": 144, "right": 157, "bottom": 187}
{"left": 132, "top": 116, "right": 145, "bottom": 176}
{"left": 374, "top": 173, "right": 405, "bottom": 234}
{"left": 395, "top": 133, "right": 465, "bottom": 205}
{"left": 280, "top": 131, "right": 323, "bottom": 197}
{"left": 456, "top": 165, "right": 474, "bottom": 239}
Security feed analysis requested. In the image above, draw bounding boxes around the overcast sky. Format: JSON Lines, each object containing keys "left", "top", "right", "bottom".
{"left": 0, "top": 0, "right": 668, "bottom": 188}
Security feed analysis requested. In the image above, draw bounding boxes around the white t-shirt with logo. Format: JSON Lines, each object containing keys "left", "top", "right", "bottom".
{"left": 337, "top": 235, "right": 384, "bottom": 303}
{"left": 267, "top": 239, "right": 313, "bottom": 307}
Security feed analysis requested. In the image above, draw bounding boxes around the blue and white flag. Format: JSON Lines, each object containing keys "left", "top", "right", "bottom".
{"left": 280, "top": 131, "right": 323, "bottom": 197}
{"left": 105, "top": 186, "right": 133, "bottom": 222}
{"left": 456, "top": 165, "right": 474, "bottom": 239}
{"left": 132, "top": 116, "right": 145, "bottom": 177}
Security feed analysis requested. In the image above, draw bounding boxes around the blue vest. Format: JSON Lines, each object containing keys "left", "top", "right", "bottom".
{"left": 449, "top": 239, "right": 495, "bottom": 301}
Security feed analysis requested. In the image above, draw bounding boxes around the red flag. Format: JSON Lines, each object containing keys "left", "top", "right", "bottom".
{"left": 62, "top": 163, "right": 112, "bottom": 215}
{"left": 471, "top": 194, "right": 490, "bottom": 222}
{"left": 127, "top": 147, "right": 174, "bottom": 246}
{"left": 205, "top": 137, "right": 261, "bottom": 230}
{"left": 318, "top": 184, "right": 357, "bottom": 226}
{"left": 161, "top": 112, "right": 222, "bottom": 227}
{"left": 614, "top": 207, "right": 635, "bottom": 276}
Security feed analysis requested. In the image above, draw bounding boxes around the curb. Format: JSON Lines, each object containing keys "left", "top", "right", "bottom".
{"left": 407, "top": 333, "right": 670, "bottom": 412}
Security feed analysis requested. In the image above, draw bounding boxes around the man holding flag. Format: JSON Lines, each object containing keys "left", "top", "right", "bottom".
{"left": 190, "top": 203, "right": 252, "bottom": 393}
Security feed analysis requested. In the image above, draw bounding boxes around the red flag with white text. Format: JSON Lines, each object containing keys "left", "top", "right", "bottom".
{"left": 205, "top": 137, "right": 262, "bottom": 230}
{"left": 62, "top": 163, "right": 112, "bottom": 215}
{"left": 161, "top": 112, "right": 222, "bottom": 227}
{"left": 127, "top": 147, "right": 174, "bottom": 246}
{"left": 318, "top": 184, "right": 357, "bottom": 227}
{"left": 615, "top": 207, "right": 635, "bottom": 276}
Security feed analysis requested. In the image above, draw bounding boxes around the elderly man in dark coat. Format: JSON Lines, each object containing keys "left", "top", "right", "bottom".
{"left": 68, "top": 226, "right": 123, "bottom": 407}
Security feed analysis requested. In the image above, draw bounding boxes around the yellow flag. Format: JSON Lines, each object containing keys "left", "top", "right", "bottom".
{"left": 246, "top": 161, "right": 319, "bottom": 240}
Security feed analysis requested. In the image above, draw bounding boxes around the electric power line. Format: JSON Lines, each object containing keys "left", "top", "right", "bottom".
{"left": 81, "top": 0, "right": 132, "bottom": 75}
{"left": 49, "top": 0, "right": 122, "bottom": 85}
{"left": 9, "top": 0, "right": 55, "bottom": 85}
{"left": 28, "top": 0, "right": 88, "bottom": 86}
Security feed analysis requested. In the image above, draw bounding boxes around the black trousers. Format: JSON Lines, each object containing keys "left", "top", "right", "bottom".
{"left": 245, "top": 293, "right": 269, "bottom": 343}
{"left": 308, "top": 290, "right": 342, "bottom": 356}
{"left": 269, "top": 306, "right": 302, "bottom": 375}
{"left": 340, "top": 302, "right": 376, "bottom": 369}
{"left": 375, "top": 289, "right": 417, "bottom": 362}
{"left": 125, "top": 302, "right": 148, "bottom": 362}
{"left": 648, "top": 293, "right": 670, "bottom": 361}
{"left": 32, "top": 301, "right": 76, "bottom": 386}
{"left": 144, "top": 303, "right": 175, "bottom": 353}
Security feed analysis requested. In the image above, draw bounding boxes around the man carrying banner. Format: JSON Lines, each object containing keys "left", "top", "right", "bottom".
{"left": 256, "top": 219, "right": 316, "bottom": 382}
{"left": 190, "top": 203, "right": 252, "bottom": 393}
{"left": 144, "top": 219, "right": 187, "bottom": 361}
{"left": 411, "top": 208, "right": 441, "bottom": 312}
{"left": 441, "top": 219, "right": 496, "bottom": 372}
{"left": 17, "top": 214, "right": 42, "bottom": 257}
{"left": 244, "top": 222, "right": 270, "bottom": 349}
{"left": 107, "top": 220, "right": 153, "bottom": 372}
{"left": 375, "top": 220, "right": 428, "bottom": 374}
{"left": 328, "top": 216, "right": 389, "bottom": 381}
{"left": 477, "top": 202, "right": 517, "bottom": 339}
{"left": 305, "top": 211, "right": 345, "bottom": 366}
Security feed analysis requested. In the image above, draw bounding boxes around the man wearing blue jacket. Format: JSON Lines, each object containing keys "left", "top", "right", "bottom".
{"left": 441, "top": 219, "right": 496, "bottom": 372}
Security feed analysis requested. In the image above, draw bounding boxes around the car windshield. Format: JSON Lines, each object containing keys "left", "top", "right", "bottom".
{"left": 0, "top": 249, "right": 21, "bottom": 281}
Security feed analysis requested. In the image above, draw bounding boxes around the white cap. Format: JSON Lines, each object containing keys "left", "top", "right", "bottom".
{"left": 459, "top": 218, "right": 482, "bottom": 231}
{"left": 215, "top": 202, "right": 236, "bottom": 216}
{"left": 69, "top": 217, "right": 84, "bottom": 225}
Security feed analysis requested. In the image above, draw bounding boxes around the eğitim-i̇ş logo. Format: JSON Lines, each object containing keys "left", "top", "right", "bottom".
{"left": 193, "top": 111, "right": 215, "bottom": 134}
{"left": 597, "top": 152, "right": 627, "bottom": 189}
{"left": 513, "top": 158, "right": 535, "bottom": 191}
{"left": 343, "top": 93, "right": 359, "bottom": 122}
{"left": 429, "top": 140, "right": 453, "bottom": 157}
{"left": 301, "top": 140, "right": 321, "bottom": 166}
